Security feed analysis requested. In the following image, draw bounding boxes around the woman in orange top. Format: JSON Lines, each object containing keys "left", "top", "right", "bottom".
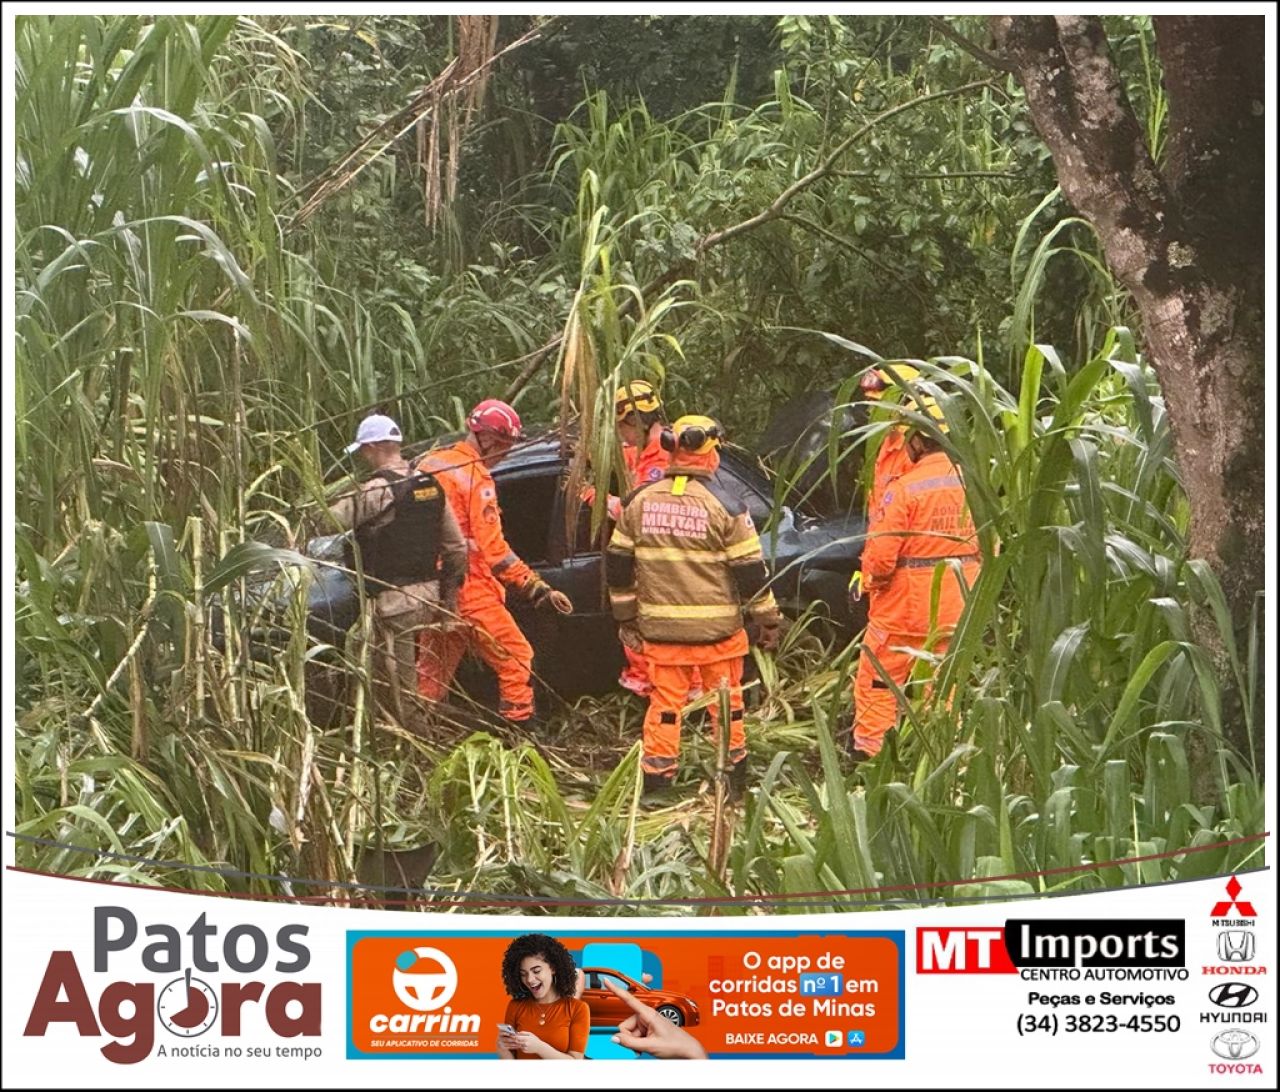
{"left": 496, "top": 934, "right": 589, "bottom": 1060}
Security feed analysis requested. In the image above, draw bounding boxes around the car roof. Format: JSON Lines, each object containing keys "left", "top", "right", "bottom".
{"left": 581, "top": 966, "right": 639, "bottom": 979}
{"left": 404, "top": 429, "right": 565, "bottom": 470}
{"left": 478, "top": 429, "right": 772, "bottom": 484}
{"left": 406, "top": 426, "right": 801, "bottom": 512}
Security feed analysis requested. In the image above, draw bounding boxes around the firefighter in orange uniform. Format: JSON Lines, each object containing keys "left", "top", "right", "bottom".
{"left": 860, "top": 363, "right": 922, "bottom": 520}
{"left": 607, "top": 415, "right": 784, "bottom": 796}
{"left": 416, "top": 399, "right": 573, "bottom": 724}
{"left": 604, "top": 380, "right": 672, "bottom": 696}
{"left": 848, "top": 363, "right": 921, "bottom": 605}
{"left": 851, "top": 395, "right": 981, "bottom": 761}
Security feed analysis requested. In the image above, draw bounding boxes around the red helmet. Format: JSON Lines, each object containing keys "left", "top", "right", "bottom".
{"left": 467, "top": 399, "right": 523, "bottom": 440}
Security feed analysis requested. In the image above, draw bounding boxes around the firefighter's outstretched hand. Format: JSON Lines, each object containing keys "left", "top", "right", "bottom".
{"left": 527, "top": 578, "right": 574, "bottom": 615}
{"left": 617, "top": 622, "right": 643, "bottom": 652}
{"left": 753, "top": 613, "right": 785, "bottom": 652}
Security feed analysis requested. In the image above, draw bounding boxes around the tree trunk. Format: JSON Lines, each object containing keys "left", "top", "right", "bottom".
{"left": 990, "top": 16, "right": 1264, "bottom": 768}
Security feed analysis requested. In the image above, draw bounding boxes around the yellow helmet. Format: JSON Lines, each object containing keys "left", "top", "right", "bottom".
{"left": 859, "top": 362, "right": 921, "bottom": 401}
{"left": 661, "top": 414, "right": 723, "bottom": 455}
{"left": 903, "top": 393, "right": 949, "bottom": 434}
{"left": 614, "top": 379, "right": 662, "bottom": 420}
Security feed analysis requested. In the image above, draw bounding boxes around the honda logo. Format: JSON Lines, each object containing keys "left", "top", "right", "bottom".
{"left": 1209, "top": 983, "right": 1259, "bottom": 1008}
{"left": 1217, "top": 931, "right": 1256, "bottom": 963}
{"left": 1210, "top": 1029, "right": 1260, "bottom": 1060}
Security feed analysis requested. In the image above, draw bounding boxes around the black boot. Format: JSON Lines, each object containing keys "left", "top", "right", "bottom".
{"left": 727, "top": 758, "right": 750, "bottom": 803}
{"left": 840, "top": 726, "right": 872, "bottom": 768}
{"left": 848, "top": 746, "right": 873, "bottom": 768}
{"left": 643, "top": 771, "right": 676, "bottom": 796}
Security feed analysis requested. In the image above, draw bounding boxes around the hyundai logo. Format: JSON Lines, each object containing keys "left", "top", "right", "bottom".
{"left": 1209, "top": 983, "right": 1259, "bottom": 1009}
{"left": 1211, "top": 1029, "right": 1260, "bottom": 1060}
{"left": 1217, "top": 930, "right": 1256, "bottom": 963}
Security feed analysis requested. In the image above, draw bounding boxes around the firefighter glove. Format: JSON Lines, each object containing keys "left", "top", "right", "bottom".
{"left": 752, "top": 612, "right": 785, "bottom": 652}
{"left": 848, "top": 570, "right": 865, "bottom": 604}
{"left": 527, "top": 578, "right": 573, "bottom": 615}
{"left": 618, "top": 622, "right": 643, "bottom": 652}
{"left": 546, "top": 589, "right": 574, "bottom": 615}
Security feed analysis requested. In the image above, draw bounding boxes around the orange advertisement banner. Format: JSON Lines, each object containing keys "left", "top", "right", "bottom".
{"left": 347, "top": 929, "right": 903, "bottom": 1060}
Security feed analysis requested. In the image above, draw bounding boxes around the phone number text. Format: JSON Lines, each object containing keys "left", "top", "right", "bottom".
{"left": 1017, "top": 1014, "right": 1181, "bottom": 1036}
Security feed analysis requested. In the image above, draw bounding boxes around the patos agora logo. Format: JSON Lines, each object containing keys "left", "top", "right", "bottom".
{"left": 22, "top": 907, "right": 321, "bottom": 1064}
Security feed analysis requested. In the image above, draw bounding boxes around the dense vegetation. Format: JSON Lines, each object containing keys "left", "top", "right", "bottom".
{"left": 13, "top": 14, "right": 1263, "bottom": 909}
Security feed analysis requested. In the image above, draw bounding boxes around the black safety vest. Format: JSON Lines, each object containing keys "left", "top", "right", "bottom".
{"left": 344, "top": 468, "right": 444, "bottom": 591}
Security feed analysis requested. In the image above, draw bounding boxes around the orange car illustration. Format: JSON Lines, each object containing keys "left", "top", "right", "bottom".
{"left": 579, "top": 967, "right": 701, "bottom": 1027}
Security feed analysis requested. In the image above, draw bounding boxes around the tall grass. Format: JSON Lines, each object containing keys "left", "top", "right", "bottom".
{"left": 13, "top": 15, "right": 1262, "bottom": 909}
{"left": 726, "top": 331, "right": 1262, "bottom": 905}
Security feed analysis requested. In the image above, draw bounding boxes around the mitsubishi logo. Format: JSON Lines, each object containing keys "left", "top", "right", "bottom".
{"left": 1210, "top": 876, "right": 1257, "bottom": 917}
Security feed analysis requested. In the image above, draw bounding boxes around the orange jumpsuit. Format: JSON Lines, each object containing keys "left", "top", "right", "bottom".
{"left": 853, "top": 449, "right": 981, "bottom": 756}
{"left": 642, "top": 632, "right": 748, "bottom": 778}
{"left": 415, "top": 441, "right": 539, "bottom": 721}
{"left": 616, "top": 433, "right": 672, "bottom": 696}
{"left": 867, "top": 427, "right": 914, "bottom": 523}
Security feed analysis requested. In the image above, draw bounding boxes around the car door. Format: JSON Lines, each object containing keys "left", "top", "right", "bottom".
{"left": 583, "top": 971, "right": 635, "bottom": 1025}
{"left": 579, "top": 971, "right": 619, "bottom": 1027}
{"left": 490, "top": 460, "right": 622, "bottom": 697}
{"left": 538, "top": 474, "right": 625, "bottom": 695}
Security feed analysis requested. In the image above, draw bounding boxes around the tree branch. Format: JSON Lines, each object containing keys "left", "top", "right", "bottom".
{"left": 780, "top": 213, "right": 931, "bottom": 306}
{"left": 927, "top": 16, "right": 1014, "bottom": 72}
{"left": 989, "top": 15, "right": 1171, "bottom": 291}
{"left": 832, "top": 168, "right": 1025, "bottom": 181}
{"left": 289, "top": 18, "right": 556, "bottom": 229}
{"left": 501, "top": 77, "right": 997, "bottom": 401}
{"left": 697, "top": 78, "right": 997, "bottom": 253}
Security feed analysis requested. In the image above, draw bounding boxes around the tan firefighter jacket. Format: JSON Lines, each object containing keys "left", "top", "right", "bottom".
{"left": 606, "top": 465, "right": 780, "bottom": 645}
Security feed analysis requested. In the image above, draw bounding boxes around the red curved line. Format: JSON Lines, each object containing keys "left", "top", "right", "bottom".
{"left": 6, "top": 830, "right": 1267, "bottom": 908}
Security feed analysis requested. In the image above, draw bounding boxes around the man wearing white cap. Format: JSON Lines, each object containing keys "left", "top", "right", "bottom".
{"left": 329, "top": 413, "right": 466, "bottom": 726}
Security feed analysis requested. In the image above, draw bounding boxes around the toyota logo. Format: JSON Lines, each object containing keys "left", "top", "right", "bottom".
{"left": 1209, "top": 983, "right": 1258, "bottom": 1009}
{"left": 1211, "top": 1029, "right": 1260, "bottom": 1060}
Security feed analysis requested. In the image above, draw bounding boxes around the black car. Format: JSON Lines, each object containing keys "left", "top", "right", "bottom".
{"left": 231, "top": 432, "right": 866, "bottom": 719}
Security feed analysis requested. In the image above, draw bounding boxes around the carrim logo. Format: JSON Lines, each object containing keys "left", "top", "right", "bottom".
{"left": 391, "top": 948, "right": 458, "bottom": 1012}
{"left": 368, "top": 946, "right": 480, "bottom": 1037}
{"left": 1217, "top": 931, "right": 1257, "bottom": 963}
{"left": 1209, "top": 983, "right": 1259, "bottom": 1009}
{"left": 1210, "top": 1029, "right": 1260, "bottom": 1060}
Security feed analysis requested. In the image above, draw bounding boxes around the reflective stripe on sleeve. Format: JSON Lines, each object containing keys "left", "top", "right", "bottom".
{"left": 491, "top": 551, "right": 520, "bottom": 574}
{"left": 633, "top": 546, "right": 727, "bottom": 562}
{"left": 724, "top": 535, "right": 762, "bottom": 560}
{"left": 639, "top": 603, "right": 742, "bottom": 620}
{"left": 896, "top": 553, "right": 979, "bottom": 569}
